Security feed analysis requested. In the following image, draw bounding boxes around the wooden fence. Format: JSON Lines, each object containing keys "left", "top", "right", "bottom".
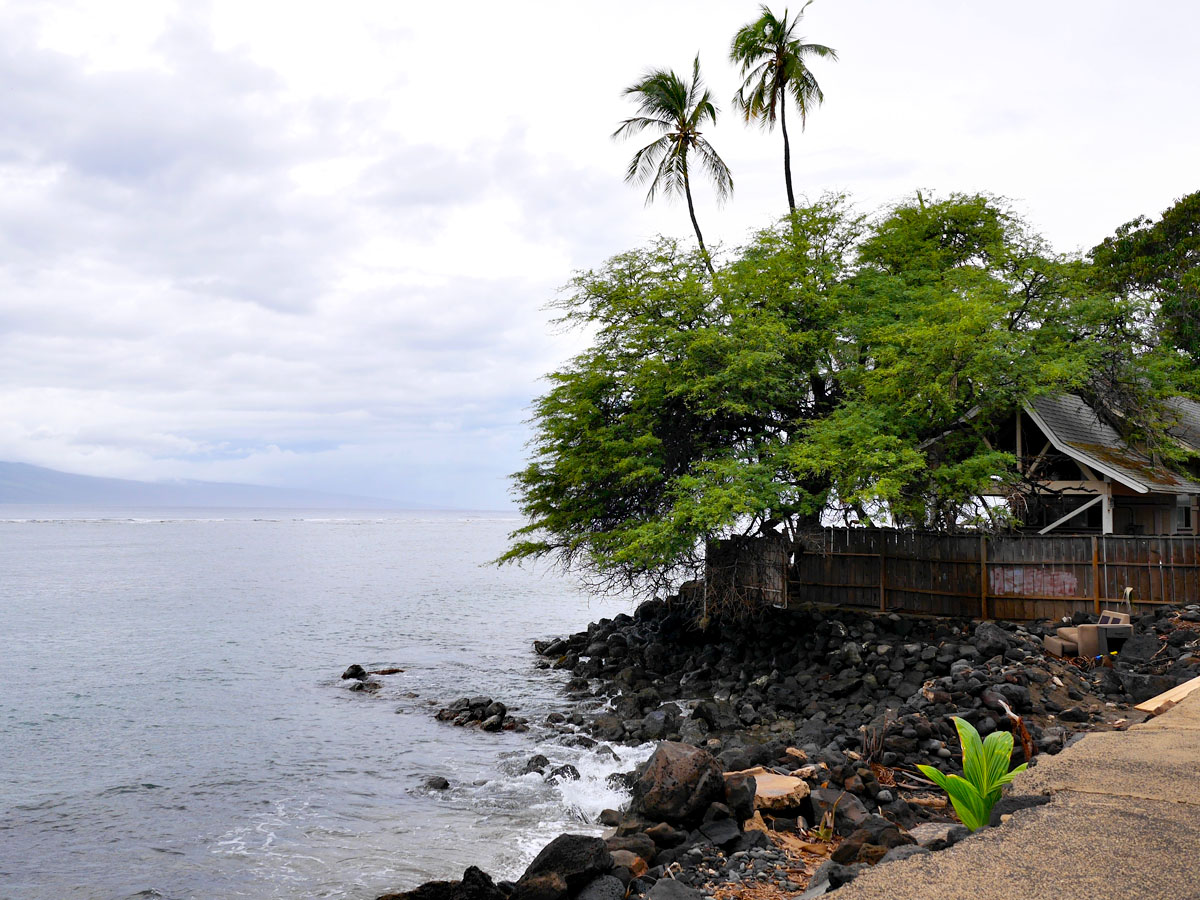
{"left": 792, "top": 529, "right": 1200, "bottom": 620}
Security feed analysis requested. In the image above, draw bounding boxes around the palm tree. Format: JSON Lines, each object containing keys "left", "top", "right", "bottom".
{"left": 613, "top": 56, "right": 733, "bottom": 274}
{"left": 730, "top": 3, "right": 837, "bottom": 211}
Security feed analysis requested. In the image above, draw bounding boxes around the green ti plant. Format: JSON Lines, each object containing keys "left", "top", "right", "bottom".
{"left": 916, "top": 717, "right": 1028, "bottom": 831}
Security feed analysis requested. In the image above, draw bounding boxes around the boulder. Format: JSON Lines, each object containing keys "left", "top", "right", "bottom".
{"left": 1058, "top": 706, "right": 1089, "bottom": 723}
{"left": 729, "top": 829, "right": 773, "bottom": 852}
{"left": 631, "top": 742, "right": 726, "bottom": 824}
{"left": 742, "top": 811, "right": 769, "bottom": 833}
{"left": 592, "top": 715, "right": 626, "bottom": 742}
{"left": 1118, "top": 671, "right": 1176, "bottom": 704}
{"left": 342, "top": 664, "right": 368, "bottom": 680}
{"left": 644, "top": 822, "right": 688, "bottom": 848}
{"left": 576, "top": 876, "right": 625, "bottom": 900}
{"left": 648, "top": 880, "right": 705, "bottom": 900}
{"left": 483, "top": 701, "right": 507, "bottom": 720}
{"left": 523, "top": 754, "right": 550, "bottom": 775}
{"left": 1118, "top": 633, "right": 1161, "bottom": 665}
{"left": 807, "top": 787, "right": 869, "bottom": 836}
{"left": 722, "top": 772, "right": 757, "bottom": 821}
{"left": 516, "top": 835, "right": 613, "bottom": 897}
{"left": 906, "top": 822, "right": 964, "bottom": 849}
{"left": 728, "top": 766, "right": 810, "bottom": 812}
{"left": 377, "top": 866, "right": 505, "bottom": 900}
{"left": 640, "top": 710, "right": 672, "bottom": 740}
{"left": 510, "top": 873, "right": 567, "bottom": 900}
{"left": 974, "top": 622, "right": 1011, "bottom": 658}
{"left": 830, "top": 815, "right": 914, "bottom": 863}
{"left": 609, "top": 850, "right": 647, "bottom": 878}
{"left": 605, "top": 834, "right": 656, "bottom": 862}
{"left": 546, "top": 764, "right": 580, "bottom": 783}
{"left": 697, "top": 816, "right": 741, "bottom": 849}
{"left": 798, "top": 861, "right": 865, "bottom": 898}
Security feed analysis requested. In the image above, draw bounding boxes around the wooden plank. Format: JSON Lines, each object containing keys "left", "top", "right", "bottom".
{"left": 1134, "top": 675, "right": 1200, "bottom": 716}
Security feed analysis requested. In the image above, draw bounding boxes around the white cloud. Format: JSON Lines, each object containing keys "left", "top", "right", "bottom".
{"left": 0, "top": 0, "right": 1197, "bottom": 507}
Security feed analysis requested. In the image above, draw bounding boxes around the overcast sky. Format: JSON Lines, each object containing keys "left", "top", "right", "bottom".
{"left": 1, "top": 1, "right": 1196, "bottom": 509}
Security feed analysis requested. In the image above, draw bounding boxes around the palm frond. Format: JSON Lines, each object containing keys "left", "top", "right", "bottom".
{"left": 693, "top": 138, "right": 733, "bottom": 203}
{"left": 645, "top": 145, "right": 687, "bottom": 204}
{"left": 612, "top": 115, "right": 671, "bottom": 141}
{"left": 728, "top": 2, "right": 836, "bottom": 130}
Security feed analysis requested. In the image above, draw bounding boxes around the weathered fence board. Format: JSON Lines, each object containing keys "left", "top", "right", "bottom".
{"left": 792, "top": 529, "right": 1200, "bottom": 621}
{"left": 705, "top": 535, "right": 790, "bottom": 614}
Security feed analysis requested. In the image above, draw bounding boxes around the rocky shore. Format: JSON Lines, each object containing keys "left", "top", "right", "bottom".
{"left": 384, "top": 600, "right": 1200, "bottom": 900}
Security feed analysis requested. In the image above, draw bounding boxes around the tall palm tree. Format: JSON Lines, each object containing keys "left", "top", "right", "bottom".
{"left": 730, "top": 3, "right": 837, "bottom": 211}
{"left": 613, "top": 56, "right": 733, "bottom": 274}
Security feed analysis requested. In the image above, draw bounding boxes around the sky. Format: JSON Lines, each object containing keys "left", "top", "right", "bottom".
{"left": 0, "top": 0, "right": 1197, "bottom": 509}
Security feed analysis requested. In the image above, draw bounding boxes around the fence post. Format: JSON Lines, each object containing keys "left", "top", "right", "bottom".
{"left": 1091, "top": 535, "right": 1101, "bottom": 615}
{"left": 979, "top": 534, "right": 989, "bottom": 620}
{"left": 879, "top": 535, "right": 887, "bottom": 612}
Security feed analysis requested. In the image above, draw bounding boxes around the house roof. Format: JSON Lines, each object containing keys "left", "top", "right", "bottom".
{"left": 1167, "top": 396, "right": 1200, "bottom": 453}
{"left": 1024, "top": 393, "right": 1200, "bottom": 495}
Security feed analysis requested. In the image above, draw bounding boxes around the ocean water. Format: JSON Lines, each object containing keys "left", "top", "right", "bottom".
{"left": 0, "top": 509, "right": 645, "bottom": 900}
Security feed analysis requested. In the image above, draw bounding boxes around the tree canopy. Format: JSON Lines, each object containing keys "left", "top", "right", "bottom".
{"left": 501, "top": 193, "right": 1197, "bottom": 598}
{"left": 1089, "top": 190, "right": 1200, "bottom": 376}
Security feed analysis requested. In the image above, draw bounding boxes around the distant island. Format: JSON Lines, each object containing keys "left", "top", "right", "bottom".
{"left": 0, "top": 461, "right": 397, "bottom": 508}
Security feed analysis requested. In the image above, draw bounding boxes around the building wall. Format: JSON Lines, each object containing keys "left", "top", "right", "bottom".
{"left": 1113, "top": 495, "right": 1187, "bottom": 535}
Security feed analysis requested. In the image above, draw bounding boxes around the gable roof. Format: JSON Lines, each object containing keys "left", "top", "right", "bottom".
{"left": 1167, "top": 396, "right": 1200, "bottom": 453}
{"left": 1024, "top": 393, "right": 1200, "bottom": 495}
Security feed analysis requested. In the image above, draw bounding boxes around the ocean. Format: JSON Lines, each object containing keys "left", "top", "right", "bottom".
{"left": 0, "top": 509, "right": 646, "bottom": 900}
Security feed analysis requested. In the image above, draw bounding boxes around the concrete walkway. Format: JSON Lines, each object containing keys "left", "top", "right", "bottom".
{"left": 832, "top": 693, "right": 1200, "bottom": 900}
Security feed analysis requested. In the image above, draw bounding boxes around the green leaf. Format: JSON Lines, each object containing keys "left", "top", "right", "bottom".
{"left": 917, "top": 765, "right": 986, "bottom": 831}
{"left": 982, "top": 730, "right": 1015, "bottom": 801}
{"left": 953, "top": 717, "right": 987, "bottom": 795}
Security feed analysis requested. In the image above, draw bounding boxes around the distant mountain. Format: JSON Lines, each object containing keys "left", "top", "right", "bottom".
{"left": 0, "top": 461, "right": 398, "bottom": 508}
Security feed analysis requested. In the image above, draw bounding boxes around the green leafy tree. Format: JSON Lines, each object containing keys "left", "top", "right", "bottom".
{"left": 614, "top": 56, "right": 733, "bottom": 274}
{"left": 731, "top": 2, "right": 837, "bottom": 211}
{"left": 1089, "top": 190, "right": 1200, "bottom": 383}
{"left": 501, "top": 198, "right": 859, "bottom": 597}
{"left": 794, "top": 193, "right": 1090, "bottom": 528}
{"left": 502, "top": 192, "right": 1193, "bottom": 608}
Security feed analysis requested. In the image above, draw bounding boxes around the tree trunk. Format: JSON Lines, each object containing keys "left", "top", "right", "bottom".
{"left": 780, "top": 99, "right": 796, "bottom": 212}
{"left": 683, "top": 166, "right": 714, "bottom": 275}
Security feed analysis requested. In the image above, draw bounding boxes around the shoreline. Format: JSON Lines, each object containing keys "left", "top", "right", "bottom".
{"left": 376, "top": 599, "right": 1200, "bottom": 900}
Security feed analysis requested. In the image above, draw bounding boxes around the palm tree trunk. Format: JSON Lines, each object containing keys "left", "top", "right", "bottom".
{"left": 780, "top": 100, "right": 796, "bottom": 212}
{"left": 683, "top": 166, "right": 714, "bottom": 274}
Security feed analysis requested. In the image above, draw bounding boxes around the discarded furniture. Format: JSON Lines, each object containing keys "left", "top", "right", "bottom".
{"left": 1044, "top": 609, "right": 1132, "bottom": 659}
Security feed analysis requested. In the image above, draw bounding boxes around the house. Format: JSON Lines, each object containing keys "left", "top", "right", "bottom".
{"left": 996, "top": 393, "right": 1200, "bottom": 535}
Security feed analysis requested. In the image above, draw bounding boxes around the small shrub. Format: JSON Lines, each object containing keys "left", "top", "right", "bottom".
{"left": 916, "top": 717, "right": 1028, "bottom": 831}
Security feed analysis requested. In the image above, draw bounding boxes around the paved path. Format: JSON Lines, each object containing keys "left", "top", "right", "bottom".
{"left": 831, "top": 693, "right": 1200, "bottom": 900}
